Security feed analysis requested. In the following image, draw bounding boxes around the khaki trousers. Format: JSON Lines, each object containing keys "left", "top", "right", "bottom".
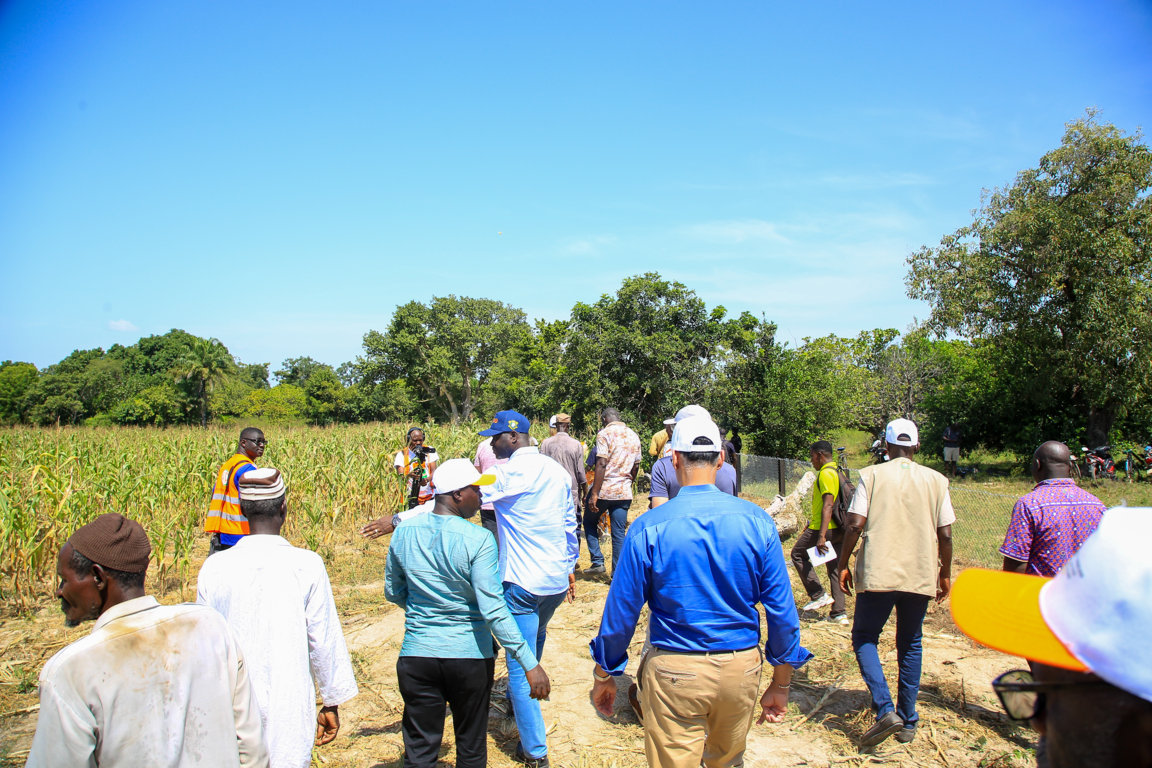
{"left": 639, "top": 646, "right": 762, "bottom": 768}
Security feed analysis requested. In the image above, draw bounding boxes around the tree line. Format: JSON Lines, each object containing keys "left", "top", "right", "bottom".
{"left": 2, "top": 114, "right": 1148, "bottom": 456}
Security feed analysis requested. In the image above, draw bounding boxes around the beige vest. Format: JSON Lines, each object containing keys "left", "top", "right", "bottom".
{"left": 855, "top": 458, "right": 949, "bottom": 597}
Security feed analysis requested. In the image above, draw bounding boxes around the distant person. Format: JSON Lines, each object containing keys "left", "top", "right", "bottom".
{"left": 1000, "top": 440, "right": 1105, "bottom": 577}
{"left": 539, "top": 413, "right": 587, "bottom": 517}
{"left": 952, "top": 507, "right": 1152, "bottom": 768}
{"left": 385, "top": 459, "right": 551, "bottom": 768}
{"left": 586, "top": 408, "right": 642, "bottom": 575}
{"left": 790, "top": 440, "right": 847, "bottom": 625}
{"left": 206, "top": 426, "right": 273, "bottom": 554}
{"left": 589, "top": 416, "right": 812, "bottom": 768}
{"left": 648, "top": 405, "right": 738, "bottom": 507}
{"left": 395, "top": 428, "right": 439, "bottom": 507}
{"left": 27, "top": 514, "right": 268, "bottom": 767}
{"left": 480, "top": 410, "right": 579, "bottom": 767}
{"left": 942, "top": 422, "right": 962, "bottom": 477}
{"left": 835, "top": 418, "right": 954, "bottom": 748}
{"left": 648, "top": 418, "right": 675, "bottom": 458}
{"left": 197, "top": 468, "right": 359, "bottom": 768}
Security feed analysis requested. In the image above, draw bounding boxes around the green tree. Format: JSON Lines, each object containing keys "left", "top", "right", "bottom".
{"left": 173, "top": 337, "right": 235, "bottom": 427}
{"left": 360, "top": 296, "right": 530, "bottom": 424}
{"left": 275, "top": 356, "right": 327, "bottom": 387}
{"left": 241, "top": 384, "right": 307, "bottom": 423}
{"left": 303, "top": 366, "right": 346, "bottom": 426}
{"left": 0, "top": 362, "right": 38, "bottom": 424}
{"left": 908, "top": 113, "right": 1152, "bottom": 446}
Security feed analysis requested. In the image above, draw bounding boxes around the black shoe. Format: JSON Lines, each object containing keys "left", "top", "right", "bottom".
{"left": 514, "top": 742, "right": 550, "bottom": 767}
{"left": 860, "top": 711, "right": 903, "bottom": 747}
{"left": 894, "top": 723, "right": 916, "bottom": 744}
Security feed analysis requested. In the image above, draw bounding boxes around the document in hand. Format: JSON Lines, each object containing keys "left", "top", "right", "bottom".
{"left": 807, "top": 542, "right": 837, "bottom": 567}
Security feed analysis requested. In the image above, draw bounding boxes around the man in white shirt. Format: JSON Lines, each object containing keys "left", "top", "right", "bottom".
{"left": 479, "top": 410, "right": 579, "bottom": 768}
{"left": 197, "top": 468, "right": 359, "bottom": 768}
{"left": 28, "top": 514, "right": 268, "bottom": 768}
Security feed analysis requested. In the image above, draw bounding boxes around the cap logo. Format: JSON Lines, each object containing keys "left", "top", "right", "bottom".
{"left": 508, "top": 419, "right": 519, "bottom": 429}
{"left": 492, "top": 416, "right": 499, "bottom": 424}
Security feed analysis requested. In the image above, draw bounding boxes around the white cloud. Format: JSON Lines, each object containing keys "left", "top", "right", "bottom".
{"left": 680, "top": 219, "right": 790, "bottom": 244}
{"left": 108, "top": 319, "right": 138, "bottom": 332}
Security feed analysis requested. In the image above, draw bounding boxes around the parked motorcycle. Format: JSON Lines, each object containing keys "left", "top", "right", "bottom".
{"left": 1081, "top": 445, "right": 1116, "bottom": 481}
{"left": 868, "top": 439, "right": 889, "bottom": 464}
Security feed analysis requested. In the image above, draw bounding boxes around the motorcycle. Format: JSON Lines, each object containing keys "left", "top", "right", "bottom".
{"left": 1081, "top": 445, "right": 1116, "bottom": 481}
{"left": 868, "top": 439, "right": 889, "bottom": 464}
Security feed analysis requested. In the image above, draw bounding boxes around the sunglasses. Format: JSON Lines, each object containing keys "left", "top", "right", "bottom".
{"left": 243, "top": 438, "right": 268, "bottom": 447}
{"left": 992, "top": 669, "right": 1114, "bottom": 720}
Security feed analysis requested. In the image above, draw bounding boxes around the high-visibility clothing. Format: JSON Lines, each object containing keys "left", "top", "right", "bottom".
{"left": 206, "top": 453, "right": 254, "bottom": 535}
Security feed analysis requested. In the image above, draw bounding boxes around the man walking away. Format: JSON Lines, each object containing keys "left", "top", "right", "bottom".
{"left": 539, "top": 413, "right": 587, "bottom": 521}
{"left": 590, "top": 416, "right": 812, "bottom": 768}
{"left": 648, "top": 405, "right": 737, "bottom": 507}
{"left": 480, "top": 410, "right": 579, "bottom": 767}
{"left": 649, "top": 418, "right": 674, "bottom": 459}
{"left": 586, "top": 407, "right": 641, "bottom": 575}
{"left": 1000, "top": 440, "right": 1105, "bottom": 577}
{"left": 28, "top": 514, "right": 268, "bottom": 767}
{"left": 206, "top": 426, "right": 269, "bottom": 553}
{"left": 790, "top": 440, "right": 847, "bottom": 624}
{"left": 942, "top": 422, "right": 961, "bottom": 478}
{"left": 836, "top": 418, "right": 954, "bottom": 749}
{"left": 952, "top": 507, "right": 1152, "bottom": 768}
{"left": 197, "top": 468, "right": 358, "bottom": 768}
{"left": 386, "top": 459, "right": 551, "bottom": 768}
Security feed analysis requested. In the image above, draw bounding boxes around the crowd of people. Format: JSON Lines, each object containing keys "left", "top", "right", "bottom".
{"left": 23, "top": 411, "right": 1152, "bottom": 767}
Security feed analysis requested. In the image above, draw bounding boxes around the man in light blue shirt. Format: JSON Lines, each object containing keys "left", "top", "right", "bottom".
{"left": 385, "top": 459, "right": 551, "bottom": 768}
{"left": 589, "top": 416, "right": 812, "bottom": 768}
{"left": 479, "top": 410, "right": 579, "bottom": 768}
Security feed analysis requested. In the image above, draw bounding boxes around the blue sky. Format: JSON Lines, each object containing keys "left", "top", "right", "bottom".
{"left": 2, "top": 1, "right": 1150, "bottom": 372}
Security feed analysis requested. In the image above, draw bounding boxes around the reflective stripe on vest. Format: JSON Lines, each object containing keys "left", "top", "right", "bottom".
{"left": 205, "top": 453, "right": 253, "bottom": 535}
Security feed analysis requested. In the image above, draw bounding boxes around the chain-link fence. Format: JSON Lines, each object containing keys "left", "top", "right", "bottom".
{"left": 737, "top": 454, "right": 1021, "bottom": 569}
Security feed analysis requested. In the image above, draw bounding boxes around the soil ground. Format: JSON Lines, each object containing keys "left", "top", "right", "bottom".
{"left": 0, "top": 496, "right": 1037, "bottom": 768}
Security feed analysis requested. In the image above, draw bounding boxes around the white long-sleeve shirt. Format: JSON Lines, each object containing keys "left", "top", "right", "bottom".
{"left": 27, "top": 596, "right": 268, "bottom": 768}
{"left": 197, "top": 535, "right": 358, "bottom": 768}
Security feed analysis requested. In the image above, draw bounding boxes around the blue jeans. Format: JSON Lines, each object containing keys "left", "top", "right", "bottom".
{"left": 585, "top": 499, "right": 630, "bottom": 571}
{"left": 851, "top": 591, "right": 930, "bottom": 725}
{"left": 503, "top": 582, "right": 567, "bottom": 759}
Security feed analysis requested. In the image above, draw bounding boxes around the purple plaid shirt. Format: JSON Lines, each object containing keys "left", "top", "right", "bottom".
{"left": 999, "top": 478, "right": 1105, "bottom": 576}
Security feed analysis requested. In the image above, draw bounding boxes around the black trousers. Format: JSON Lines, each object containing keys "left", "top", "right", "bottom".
{"left": 397, "top": 656, "right": 495, "bottom": 768}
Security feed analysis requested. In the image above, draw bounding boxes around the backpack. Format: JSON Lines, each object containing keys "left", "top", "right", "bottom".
{"left": 831, "top": 466, "right": 856, "bottom": 528}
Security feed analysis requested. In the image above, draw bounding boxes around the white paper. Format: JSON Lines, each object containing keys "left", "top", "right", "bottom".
{"left": 807, "top": 542, "right": 837, "bottom": 567}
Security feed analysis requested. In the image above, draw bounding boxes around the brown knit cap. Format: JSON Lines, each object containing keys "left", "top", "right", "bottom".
{"left": 68, "top": 514, "right": 152, "bottom": 573}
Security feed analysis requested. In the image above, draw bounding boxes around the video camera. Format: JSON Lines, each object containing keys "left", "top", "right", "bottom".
{"left": 406, "top": 446, "right": 437, "bottom": 509}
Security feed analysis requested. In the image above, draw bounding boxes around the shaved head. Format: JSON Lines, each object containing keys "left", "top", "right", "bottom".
{"left": 1033, "top": 441, "right": 1072, "bottom": 481}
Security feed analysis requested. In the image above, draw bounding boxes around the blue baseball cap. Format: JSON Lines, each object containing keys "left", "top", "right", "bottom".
{"left": 479, "top": 410, "right": 531, "bottom": 436}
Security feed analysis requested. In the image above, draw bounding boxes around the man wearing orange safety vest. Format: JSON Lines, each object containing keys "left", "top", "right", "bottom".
{"left": 207, "top": 427, "right": 273, "bottom": 554}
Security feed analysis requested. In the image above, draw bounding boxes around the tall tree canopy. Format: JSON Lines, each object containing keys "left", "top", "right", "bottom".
{"left": 359, "top": 295, "right": 530, "bottom": 424}
{"left": 907, "top": 113, "right": 1152, "bottom": 446}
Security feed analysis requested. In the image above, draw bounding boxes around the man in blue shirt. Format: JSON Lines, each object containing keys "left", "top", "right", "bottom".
{"left": 480, "top": 410, "right": 579, "bottom": 768}
{"left": 386, "top": 459, "right": 551, "bottom": 768}
{"left": 589, "top": 416, "right": 812, "bottom": 768}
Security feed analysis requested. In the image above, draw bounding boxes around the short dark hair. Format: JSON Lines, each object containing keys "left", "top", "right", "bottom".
{"left": 810, "top": 440, "right": 834, "bottom": 456}
{"left": 240, "top": 494, "right": 286, "bottom": 519}
{"left": 240, "top": 426, "right": 264, "bottom": 441}
{"left": 679, "top": 436, "right": 721, "bottom": 467}
{"left": 600, "top": 407, "right": 621, "bottom": 423}
{"left": 70, "top": 548, "right": 146, "bottom": 591}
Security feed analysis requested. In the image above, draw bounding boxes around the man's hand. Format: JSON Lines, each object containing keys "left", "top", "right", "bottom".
{"left": 526, "top": 664, "right": 551, "bottom": 699}
{"left": 567, "top": 572, "right": 576, "bottom": 603}
{"left": 816, "top": 534, "right": 828, "bottom": 555}
{"left": 361, "top": 516, "right": 395, "bottom": 539}
{"left": 588, "top": 492, "right": 599, "bottom": 510}
{"left": 592, "top": 675, "right": 617, "bottom": 717}
{"left": 315, "top": 705, "right": 339, "bottom": 745}
{"left": 936, "top": 574, "right": 951, "bottom": 603}
{"left": 838, "top": 567, "right": 854, "bottom": 597}
{"left": 757, "top": 686, "right": 788, "bottom": 724}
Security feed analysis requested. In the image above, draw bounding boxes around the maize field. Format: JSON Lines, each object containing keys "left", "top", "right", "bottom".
{"left": 0, "top": 422, "right": 542, "bottom": 611}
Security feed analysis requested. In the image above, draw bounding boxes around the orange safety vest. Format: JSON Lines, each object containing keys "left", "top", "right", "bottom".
{"left": 401, "top": 451, "right": 435, "bottom": 504}
{"left": 206, "top": 453, "right": 254, "bottom": 535}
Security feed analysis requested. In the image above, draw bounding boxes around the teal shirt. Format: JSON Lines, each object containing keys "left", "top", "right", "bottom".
{"left": 385, "top": 511, "right": 538, "bottom": 670}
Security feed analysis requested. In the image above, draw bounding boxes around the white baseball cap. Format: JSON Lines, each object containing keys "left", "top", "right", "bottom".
{"left": 884, "top": 418, "right": 919, "bottom": 446}
{"left": 238, "top": 468, "right": 286, "bottom": 500}
{"left": 432, "top": 458, "right": 495, "bottom": 495}
{"left": 669, "top": 415, "right": 722, "bottom": 453}
{"left": 663, "top": 404, "right": 712, "bottom": 427}
{"left": 952, "top": 507, "right": 1152, "bottom": 703}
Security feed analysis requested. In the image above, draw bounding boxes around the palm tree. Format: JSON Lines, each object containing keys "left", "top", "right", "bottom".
{"left": 173, "top": 338, "right": 233, "bottom": 427}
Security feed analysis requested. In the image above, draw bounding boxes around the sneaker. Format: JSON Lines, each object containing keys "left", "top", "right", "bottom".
{"left": 860, "top": 711, "right": 904, "bottom": 747}
{"left": 825, "top": 612, "right": 849, "bottom": 626}
{"left": 895, "top": 723, "right": 916, "bottom": 744}
{"left": 585, "top": 564, "right": 607, "bottom": 575}
{"left": 628, "top": 682, "right": 643, "bottom": 724}
{"left": 515, "top": 742, "right": 550, "bottom": 767}
{"left": 801, "top": 594, "right": 834, "bottom": 612}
